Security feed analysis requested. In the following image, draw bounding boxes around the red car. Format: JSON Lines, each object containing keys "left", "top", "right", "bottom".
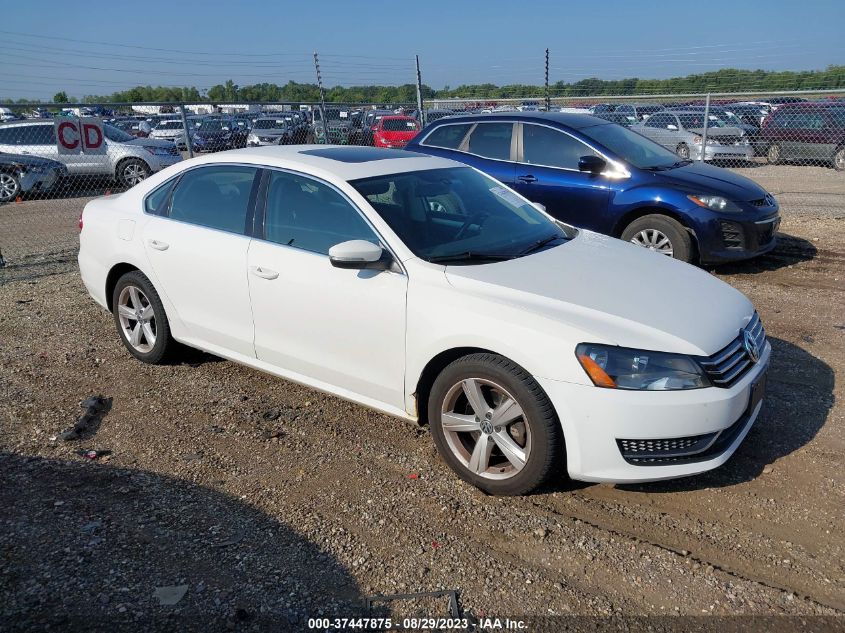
{"left": 372, "top": 116, "right": 420, "bottom": 148}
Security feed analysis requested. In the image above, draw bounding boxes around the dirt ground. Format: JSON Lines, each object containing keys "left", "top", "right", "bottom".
{"left": 0, "top": 195, "right": 844, "bottom": 631}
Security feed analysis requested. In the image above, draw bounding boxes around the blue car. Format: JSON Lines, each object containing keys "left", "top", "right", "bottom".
{"left": 405, "top": 112, "right": 780, "bottom": 264}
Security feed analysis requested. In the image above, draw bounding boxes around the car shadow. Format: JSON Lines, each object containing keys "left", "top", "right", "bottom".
{"left": 0, "top": 452, "right": 382, "bottom": 632}
{"left": 613, "top": 337, "right": 834, "bottom": 493}
{"left": 711, "top": 232, "right": 817, "bottom": 275}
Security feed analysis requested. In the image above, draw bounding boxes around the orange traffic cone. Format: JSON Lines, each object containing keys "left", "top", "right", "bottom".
{"left": 15, "top": 196, "right": 22, "bottom": 204}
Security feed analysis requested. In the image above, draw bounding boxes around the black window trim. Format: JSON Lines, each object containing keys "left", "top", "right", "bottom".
{"left": 419, "top": 121, "right": 518, "bottom": 164}
{"left": 141, "top": 163, "right": 262, "bottom": 238}
{"left": 253, "top": 165, "right": 405, "bottom": 274}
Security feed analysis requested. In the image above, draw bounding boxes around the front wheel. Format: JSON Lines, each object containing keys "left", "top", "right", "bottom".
{"left": 767, "top": 143, "right": 782, "bottom": 165}
{"left": 428, "top": 353, "right": 563, "bottom": 495}
{"left": 621, "top": 214, "right": 693, "bottom": 263}
{"left": 833, "top": 147, "right": 845, "bottom": 172}
{"left": 112, "top": 270, "right": 175, "bottom": 364}
{"left": 0, "top": 172, "right": 21, "bottom": 203}
{"left": 117, "top": 158, "right": 151, "bottom": 188}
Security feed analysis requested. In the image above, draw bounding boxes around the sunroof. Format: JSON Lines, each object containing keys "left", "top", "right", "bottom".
{"left": 299, "top": 147, "right": 416, "bottom": 163}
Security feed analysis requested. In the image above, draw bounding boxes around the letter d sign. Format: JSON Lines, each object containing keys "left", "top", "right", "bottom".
{"left": 81, "top": 118, "right": 106, "bottom": 155}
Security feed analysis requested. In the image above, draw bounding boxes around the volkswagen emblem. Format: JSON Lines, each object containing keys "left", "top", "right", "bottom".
{"left": 743, "top": 328, "right": 760, "bottom": 363}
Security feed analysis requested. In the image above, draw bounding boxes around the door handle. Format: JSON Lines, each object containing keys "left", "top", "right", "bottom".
{"left": 147, "top": 239, "right": 169, "bottom": 251}
{"left": 250, "top": 266, "right": 279, "bottom": 280}
{"left": 517, "top": 175, "right": 537, "bottom": 183}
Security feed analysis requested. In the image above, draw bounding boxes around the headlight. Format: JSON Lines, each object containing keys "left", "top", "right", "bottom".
{"left": 247, "top": 134, "right": 258, "bottom": 142}
{"left": 576, "top": 343, "right": 710, "bottom": 391}
{"left": 692, "top": 135, "right": 717, "bottom": 146}
{"left": 143, "top": 146, "right": 172, "bottom": 156}
{"left": 687, "top": 194, "right": 742, "bottom": 213}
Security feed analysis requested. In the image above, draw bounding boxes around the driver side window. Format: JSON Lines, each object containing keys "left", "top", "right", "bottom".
{"left": 522, "top": 124, "right": 598, "bottom": 170}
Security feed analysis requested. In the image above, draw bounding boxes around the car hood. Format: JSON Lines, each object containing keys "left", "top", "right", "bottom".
{"left": 650, "top": 161, "right": 769, "bottom": 200}
{"left": 444, "top": 231, "right": 752, "bottom": 356}
{"left": 0, "top": 152, "right": 63, "bottom": 168}
{"left": 253, "top": 128, "right": 286, "bottom": 135}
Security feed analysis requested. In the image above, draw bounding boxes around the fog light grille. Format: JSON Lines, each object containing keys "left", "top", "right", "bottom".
{"left": 720, "top": 220, "right": 744, "bottom": 249}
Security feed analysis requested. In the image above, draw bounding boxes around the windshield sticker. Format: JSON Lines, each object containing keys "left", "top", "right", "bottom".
{"left": 489, "top": 186, "right": 526, "bottom": 208}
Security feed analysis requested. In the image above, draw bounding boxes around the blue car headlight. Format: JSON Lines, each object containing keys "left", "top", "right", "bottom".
{"left": 576, "top": 343, "right": 710, "bottom": 391}
{"left": 687, "top": 195, "right": 743, "bottom": 213}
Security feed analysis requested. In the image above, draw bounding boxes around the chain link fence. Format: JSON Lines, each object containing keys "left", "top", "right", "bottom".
{"left": 1, "top": 92, "right": 843, "bottom": 282}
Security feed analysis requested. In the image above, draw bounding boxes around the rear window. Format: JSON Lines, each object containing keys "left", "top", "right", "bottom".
{"left": 421, "top": 123, "right": 472, "bottom": 149}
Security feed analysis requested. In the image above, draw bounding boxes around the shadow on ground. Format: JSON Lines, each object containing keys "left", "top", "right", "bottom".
{"left": 0, "top": 453, "right": 380, "bottom": 632}
{"left": 614, "top": 337, "right": 834, "bottom": 493}
{"left": 712, "top": 233, "right": 818, "bottom": 275}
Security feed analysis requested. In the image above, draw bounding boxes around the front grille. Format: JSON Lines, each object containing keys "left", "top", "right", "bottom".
{"left": 699, "top": 312, "right": 766, "bottom": 388}
{"left": 166, "top": 146, "right": 179, "bottom": 156}
{"left": 618, "top": 433, "right": 716, "bottom": 460}
{"left": 749, "top": 194, "right": 776, "bottom": 208}
{"left": 713, "top": 135, "right": 742, "bottom": 145}
{"left": 756, "top": 222, "right": 776, "bottom": 245}
{"left": 720, "top": 220, "right": 745, "bottom": 249}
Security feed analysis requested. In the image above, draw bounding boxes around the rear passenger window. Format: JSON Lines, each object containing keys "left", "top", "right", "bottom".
{"left": 467, "top": 123, "right": 513, "bottom": 160}
{"left": 23, "top": 125, "right": 56, "bottom": 145}
{"left": 522, "top": 125, "right": 599, "bottom": 170}
{"left": 422, "top": 123, "right": 472, "bottom": 150}
{"left": 169, "top": 166, "right": 258, "bottom": 234}
{"left": 264, "top": 170, "right": 378, "bottom": 255}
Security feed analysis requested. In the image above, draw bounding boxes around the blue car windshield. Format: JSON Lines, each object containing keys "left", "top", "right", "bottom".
{"left": 581, "top": 122, "right": 680, "bottom": 169}
{"left": 350, "top": 167, "right": 572, "bottom": 263}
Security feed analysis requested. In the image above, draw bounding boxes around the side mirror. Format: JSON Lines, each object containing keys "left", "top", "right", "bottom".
{"left": 578, "top": 155, "right": 607, "bottom": 175}
{"left": 667, "top": 124, "right": 678, "bottom": 131}
{"left": 329, "top": 240, "right": 389, "bottom": 270}
{"left": 532, "top": 202, "right": 546, "bottom": 213}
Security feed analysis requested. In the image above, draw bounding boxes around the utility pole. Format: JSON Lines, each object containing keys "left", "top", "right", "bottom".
{"left": 415, "top": 55, "right": 425, "bottom": 127}
{"left": 544, "top": 48, "right": 550, "bottom": 112}
{"left": 701, "top": 93, "right": 711, "bottom": 162}
{"left": 313, "top": 52, "right": 329, "bottom": 144}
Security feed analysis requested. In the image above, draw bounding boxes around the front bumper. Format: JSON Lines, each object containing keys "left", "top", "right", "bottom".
{"left": 20, "top": 169, "right": 60, "bottom": 193}
{"left": 694, "top": 144, "right": 753, "bottom": 161}
{"left": 538, "top": 342, "right": 770, "bottom": 483}
{"left": 146, "top": 153, "right": 183, "bottom": 171}
{"left": 695, "top": 208, "right": 781, "bottom": 265}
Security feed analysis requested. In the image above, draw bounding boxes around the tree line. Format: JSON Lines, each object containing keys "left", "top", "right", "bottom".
{"left": 4, "top": 66, "right": 843, "bottom": 105}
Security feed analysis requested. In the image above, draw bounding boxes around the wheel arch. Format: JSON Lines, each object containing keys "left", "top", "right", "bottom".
{"left": 105, "top": 262, "right": 140, "bottom": 311}
{"left": 114, "top": 155, "right": 151, "bottom": 181}
{"left": 612, "top": 206, "right": 700, "bottom": 257}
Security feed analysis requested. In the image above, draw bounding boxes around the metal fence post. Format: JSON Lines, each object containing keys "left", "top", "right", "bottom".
{"left": 179, "top": 103, "right": 193, "bottom": 158}
{"left": 700, "top": 93, "right": 711, "bottom": 163}
{"left": 415, "top": 55, "right": 425, "bottom": 128}
{"left": 314, "top": 52, "right": 329, "bottom": 144}
{"left": 544, "top": 48, "right": 550, "bottom": 112}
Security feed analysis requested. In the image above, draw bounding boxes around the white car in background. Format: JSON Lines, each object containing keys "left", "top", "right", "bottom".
{"left": 148, "top": 119, "right": 189, "bottom": 150}
{"left": 78, "top": 146, "right": 769, "bottom": 495}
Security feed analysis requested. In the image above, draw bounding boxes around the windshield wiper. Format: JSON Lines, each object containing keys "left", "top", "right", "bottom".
{"left": 644, "top": 160, "right": 692, "bottom": 171}
{"left": 427, "top": 251, "right": 512, "bottom": 264}
{"left": 517, "top": 233, "right": 566, "bottom": 257}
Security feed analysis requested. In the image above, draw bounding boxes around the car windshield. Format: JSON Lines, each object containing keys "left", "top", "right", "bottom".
{"left": 103, "top": 124, "right": 134, "bottom": 143}
{"left": 199, "top": 120, "right": 229, "bottom": 131}
{"left": 580, "top": 122, "right": 680, "bottom": 170}
{"left": 254, "top": 119, "right": 287, "bottom": 129}
{"left": 349, "top": 167, "right": 572, "bottom": 263}
{"left": 677, "top": 114, "right": 727, "bottom": 129}
{"left": 382, "top": 118, "right": 419, "bottom": 131}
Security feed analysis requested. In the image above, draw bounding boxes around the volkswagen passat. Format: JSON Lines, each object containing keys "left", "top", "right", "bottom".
{"left": 78, "top": 146, "right": 770, "bottom": 495}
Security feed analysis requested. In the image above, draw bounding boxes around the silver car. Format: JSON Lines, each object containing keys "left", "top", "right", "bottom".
{"left": 634, "top": 111, "right": 753, "bottom": 161}
{"left": 246, "top": 117, "right": 293, "bottom": 146}
{"left": 0, "top": 120, "right": 182, "bottom": 187}
{"left": 148, "top": 119, "right": 189, "bottom": 150}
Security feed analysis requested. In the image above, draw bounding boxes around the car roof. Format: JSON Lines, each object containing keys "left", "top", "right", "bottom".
{"left": 423, "top": 111, "right": 608, "bottom": 130}
{"left": 179, "top": 145, "right": 460, "bottom": 181}
{"left": 773, "top": 101, "right": 845, "bottom": 110}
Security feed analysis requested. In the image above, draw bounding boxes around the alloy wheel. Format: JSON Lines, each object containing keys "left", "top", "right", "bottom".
{"left": 630, "top": 229, "right": 674, "bottom": 256}
{"left": 117, "top": 285, "right": 157, "bottom": 353}
{"left": 835, "top": 148, "right": 845, "bottom": 171}
{"left": 0, "top": 173, "right": 19, "bottom": 202}
{"left": 123, "top": 163, "right": 149, "bottom": 186}
{"left": 440, "top": 377, "right": 531, "bottom": 480}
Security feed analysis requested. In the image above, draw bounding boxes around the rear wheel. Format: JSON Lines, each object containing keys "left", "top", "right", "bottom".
{"left": 428, "top": 353, "right": 563, "bottom": 496}
{"left": 112, "top": 271, "right": 175, "bottom": 364}
{"left": 676, "top": 143, "right": 691, "bottom": 160}
{"left": 621, "top": 214, "right": 693, "bottom": 263}
{"left": 767, "top": 143, "right": 782, "bottom": 165}
{"left": 0, "top": 172, "right": 20, "bottom": 203}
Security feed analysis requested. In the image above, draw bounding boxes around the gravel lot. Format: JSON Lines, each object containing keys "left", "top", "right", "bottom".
{"left": 1, "top": 169, "right": 844, "bottom": 631}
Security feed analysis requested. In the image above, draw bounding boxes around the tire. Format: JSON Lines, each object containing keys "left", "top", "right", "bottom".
{"left": 116, "top": 158, "right": 151, "bottom": 188}
{"left": 833, "top": 146, "right": 845, "bottom": 172}
{"left": 0, "top": 171, "right": 21, "bottom": 203}
{"left": 676, "top": 143, "right": 691, "bottom": 160}
{"left": 428, "top": 353, "right": 563, "bottom": 496}
{"left": 112, "top": 271, "right": 175, "bottom": 364}
{"left": 767, "top": 143, "right": 782, "bottom": 165}
{"left": 621, "top": 214, "right": 693, "bottom": 263}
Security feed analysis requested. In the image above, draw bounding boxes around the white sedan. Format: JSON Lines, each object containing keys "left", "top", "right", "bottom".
{"left": 78, "top": 146, "right": 770, "bottom": 495}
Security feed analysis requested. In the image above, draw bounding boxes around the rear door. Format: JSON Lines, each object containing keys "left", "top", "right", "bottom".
{"left": 459, "top": 122, "right": 516, "bottom": 186}
{"left": 141, "top": 164, "right": 260, "bottom": 357}
{"left": 512, "top": 123, "right": 611, "bottom": 231}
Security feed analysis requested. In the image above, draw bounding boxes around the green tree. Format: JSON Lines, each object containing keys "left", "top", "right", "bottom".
{"left": 53, "top": 91, "right": 69, "bottom": 103}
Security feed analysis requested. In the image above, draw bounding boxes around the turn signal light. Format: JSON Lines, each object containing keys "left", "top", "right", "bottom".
{"left": 577, "top": 354, "right": 617, "bottom": 388}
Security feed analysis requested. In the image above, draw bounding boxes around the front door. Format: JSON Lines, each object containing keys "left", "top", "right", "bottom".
{"left": 512, "top": 123, "right": 611, "bottom": 232}
{"left": 247, "top": 169, "right": 407, "bottom": 410}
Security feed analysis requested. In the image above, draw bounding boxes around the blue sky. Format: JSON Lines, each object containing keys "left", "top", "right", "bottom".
{"left": 2, "top": 0, "right": 843, "bottom": 99}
